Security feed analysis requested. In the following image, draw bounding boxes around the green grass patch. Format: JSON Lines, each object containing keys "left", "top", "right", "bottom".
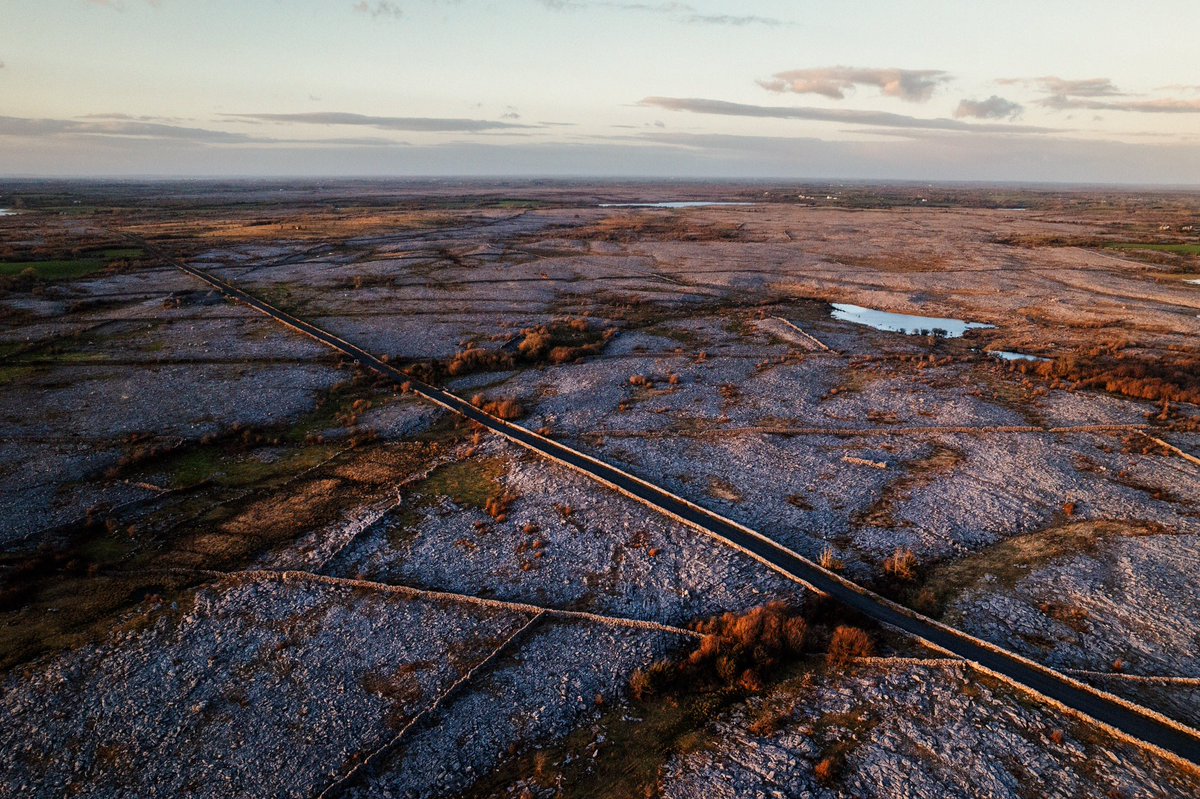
{"left": 918, "top": 520, "right": 1161, "bottom": 618}
{"left": 419, "top": 457, "right": 506, "bottom": 509}
{"left": 1106, "top": 243, "right": 1200, "bottom": 255}
{"left": 164, "top": 443, "right": 337, "bottom": 490}
{"left": 385, "top": 455, "right": 506, "bottom": 547}
{"left": 0, "top": 258, "right": 108, "bottom": 280}
{"left": 98, "top": 247, "right": 144, "bottom": 259}
{"left": 0, "top": 365, "right": 38, "bottom": 385}
{"left": 0, "top": 247, "right": 143, "bottom": 281}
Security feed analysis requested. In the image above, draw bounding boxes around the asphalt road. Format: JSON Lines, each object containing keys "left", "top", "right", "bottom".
{"left": 167, "top": 255, "right": 1200, "bottom": 770}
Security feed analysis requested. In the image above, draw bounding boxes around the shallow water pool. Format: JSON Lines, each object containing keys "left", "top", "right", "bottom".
{"left": 830, "top": 303, "right": 994, "bottom": 338}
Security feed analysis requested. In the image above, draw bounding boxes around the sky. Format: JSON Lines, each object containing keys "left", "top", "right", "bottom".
{"left": 2, "top": 0, "right": 1199, "bottom": 182}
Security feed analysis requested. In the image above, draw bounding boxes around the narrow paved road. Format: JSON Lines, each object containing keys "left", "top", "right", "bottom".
{"left": 163, "top": 250, "right": 1200, "bottom": 770}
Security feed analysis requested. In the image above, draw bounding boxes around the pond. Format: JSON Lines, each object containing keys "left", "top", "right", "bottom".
{"left": 830, "top": 303, "right": 994, "bottom": 338}
{"left": 988, "top": 350, "right": 1050, "bottom": 363}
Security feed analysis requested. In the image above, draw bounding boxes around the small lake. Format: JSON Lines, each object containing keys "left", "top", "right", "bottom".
{"left": 598, "top": 201, "right": 754, "bottom": 208}
{"left": 1186, "top": 279, "right": 1200, "bottom": 285}
{"left": 988, "top": 350, "right": 1049, "bottom": 363}
{"left": 830, "top": 303, "right": 994, "bottom": 338}
{"left": 0, "top": 209, "right": 16, "bottom": 216}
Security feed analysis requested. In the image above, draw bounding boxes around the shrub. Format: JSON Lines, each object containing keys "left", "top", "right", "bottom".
{"left": 685, "top": 602, "right": 809, "bottom": 692}
{"left": 629, "top": 668, "right": 653, "bottom": 701}
{"left": 518, "top": 331, "right": 552, "bottom": 358}
{"left": 447, "top": 347, "right": 514, "bottom": 377}
{"left": 748, "top": 705, "right": 792, "bottom": 736}
{"left": 819, "top": 546, "right": 844, "bottom": 572}
{"left": 826, "top": 626, "right": 873, "bottom": 667}
{"left": 485, "top": 491, "right": 517, "bottom": 521}
{"left": 1013, "top": 350, "right": 1200, "bottom": 405}
{"left": 481, "top": 398, "right": 524, "bottom": 420}
{"left": 882, "top": 547, "right": 917, "bottom": 582}
{"left": 814, "top": 756, "right": 839, "bottom": 784}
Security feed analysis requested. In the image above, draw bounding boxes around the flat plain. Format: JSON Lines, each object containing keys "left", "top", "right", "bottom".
{"left": 1, "top": 180, "right": 1198, "bottom": 798}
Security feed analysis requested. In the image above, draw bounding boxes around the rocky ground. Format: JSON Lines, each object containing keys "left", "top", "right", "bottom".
{"left": 1, "top": 181, "right": 1198, "bottom": 797}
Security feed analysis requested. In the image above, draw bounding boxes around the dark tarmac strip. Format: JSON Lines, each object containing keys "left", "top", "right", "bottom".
{"left": 162, "top": 250, "right": 1200, "bottom": 771}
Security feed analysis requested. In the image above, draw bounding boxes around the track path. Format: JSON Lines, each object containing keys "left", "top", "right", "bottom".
{"left": 154, "top": 244, "right": 1200, "bottom": 771}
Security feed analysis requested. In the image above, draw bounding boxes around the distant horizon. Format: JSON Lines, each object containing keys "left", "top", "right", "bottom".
{"left": 3, "top": 175, "right": 1200, "bottom": 192}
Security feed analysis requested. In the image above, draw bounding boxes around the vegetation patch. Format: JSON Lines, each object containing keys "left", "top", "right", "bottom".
{"left": 917, "top": 520, "right": 1164, "bottom": 616}
{"left": 854, "top": 445, "right": 963, "bottom": 530}
{"left": 1009, "top": 348, "right": 1200, "bottom": 405}
{"left": 387, "top": 455, "right": 508, "bottom": 546}
{"left": 403, "top": 317, "right": 616, "bottom": 386}
{"left": 0, "top": 248, "right": 144, "bottom": 284}
{"left": 578, "top": 213, "right": 748, "bottom": 243}
{"left": 1105, "top": 242, "right": 1200, "bottom": 255}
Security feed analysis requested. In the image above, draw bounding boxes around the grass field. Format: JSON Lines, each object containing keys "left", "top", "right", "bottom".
{"left": 0, "top": 248, "right": 143, "bottom": 280}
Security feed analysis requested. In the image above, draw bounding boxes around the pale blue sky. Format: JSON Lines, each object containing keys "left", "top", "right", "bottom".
{"left": 2, "top": 0, "right": 1198, "bottom": 181}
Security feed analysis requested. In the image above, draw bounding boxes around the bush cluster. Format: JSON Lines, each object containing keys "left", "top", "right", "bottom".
{"left": 630, "top": 602, "right": 810, "bottom": 700}
{"left": 1011, "top": 350, "right": 1200, "bottom": 405}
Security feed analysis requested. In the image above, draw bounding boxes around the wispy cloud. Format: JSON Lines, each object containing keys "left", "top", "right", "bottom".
{"left": 352, "top": 1, "right": 403, "bottom": 19}
{"left": 225, "top": 111, "right": 530, "bottom": 132}
{"left": 758, "top": 67, "right": 951, "bottom": 102}
{"left": 684, "top": 12, "right": 786, "bottom": 26}
{"left": 1000, "top": 75, "right": 1200, "bottom": 114}
{"left": 537, "top": 1, "right": 789, "bottom": 27}
{"left": 1041, "top": 95, "right": 1200, "bottom": 113}
{"left": 955, "top": 96, "right": 1023, "bottom": 120}
{"left": 1035, "top": 76, "right": 1122, "bottom": 97}
{"left": 80, "top": 112, "right": 187, "bottom": 123}
{"left": 638, "top": 96, "right": 1054, "bottom": 133}
{"left": 0, "top": 115, "right": 270, "bottom": 144}
{"left": 0, "top": 115, "right": 407, "bottom": 147}
{"left": 84, "top": 0, "right": 161, "bottom": 10}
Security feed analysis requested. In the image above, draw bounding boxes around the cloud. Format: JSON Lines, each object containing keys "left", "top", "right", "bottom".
{"left": 225, "top": 111, "right": 529, "bottom": 131}
{"left": 352, "top": 1, "right": 403, "bottom": 19}
{"left": 995, "top": 75, "right": 1200, "bottom": 115}
{"left": 1036, "top": 76, "right": 1122, "bottom": 97}
{"left": 1040, "top": 95, "right": 1200, "bottom": 113}
{"left": 537, "top": 1, "right": 789, "bottom": 27}
{"left": 80, "top": 112, "right": 186, "bottom": 123}
{"left": 0, "top": 115, "right": 410, "bottom": 148}
{"left": 84, "top": 0, "right": 161, "bottom": 10}
{"left": 955, "top": 96, "right": 1023, "bottom": 120}
{"left": 0, "top": 115, "right": 271, "bottom": 144}
{"left": 682, "top": 12, "right": 787, "bottom": 26}
{"left": 638, "top": 96, "right": 1054, "bottom": 133}
{"left": 758, "top": 67, "right": 951, "bottom": 102}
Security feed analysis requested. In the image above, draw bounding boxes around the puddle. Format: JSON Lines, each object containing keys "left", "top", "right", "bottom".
{"left": 988, "top": 350, "right": 1050, "bottom": 363}
{"left": 830, "top": 303, "right": 994, "bottom": 338}
{"left": 1186, "top": 279, "right": 1200, "bottom": 285}
{"left": 598, "top": 201, "right": 753, "bottom": 208}
{"left": 0, "top": 209, "right": 16, "bottom": 216}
